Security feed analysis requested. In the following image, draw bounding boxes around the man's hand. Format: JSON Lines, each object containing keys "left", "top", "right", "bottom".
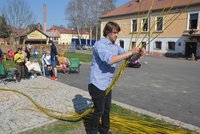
{"left": 139, "top": 47, "right": 146, "bottom": 56}
{"left": 129, "top": 47, "right": 146, "bottom": 61}
{"left": 130, "top": 47, "right": 140, "bottom": 55}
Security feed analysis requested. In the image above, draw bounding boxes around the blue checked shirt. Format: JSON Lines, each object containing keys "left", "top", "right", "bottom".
{"left": 89, "top": 38, "right": 127, "bottom": 91}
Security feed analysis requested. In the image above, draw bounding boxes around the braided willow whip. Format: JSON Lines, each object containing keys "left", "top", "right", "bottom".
{"left": 0, "top": 0, "right": 196, "bottom": 133}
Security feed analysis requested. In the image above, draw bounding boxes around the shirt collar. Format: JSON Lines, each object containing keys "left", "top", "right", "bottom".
{"left": 102, "top": 38, "right": 117, "bottom": 46}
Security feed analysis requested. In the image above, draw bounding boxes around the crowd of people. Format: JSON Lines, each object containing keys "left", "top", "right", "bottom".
{"left": 0, "top": 41, "right": 70, "bottom": 82}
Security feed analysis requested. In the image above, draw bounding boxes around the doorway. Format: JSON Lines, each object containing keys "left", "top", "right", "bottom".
{"left": 185, "top": 42, "right": 197, "bottom": 58}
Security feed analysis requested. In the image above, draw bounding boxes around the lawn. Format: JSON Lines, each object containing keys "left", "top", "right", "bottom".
{"left": 22, "top": 104, "right": 198, "bottom": 134}
{"left": 2, "top": 52, "right": 92, "bottom": 69}
{"left": 64, "top": 52, "right": 92, "bottom": 63}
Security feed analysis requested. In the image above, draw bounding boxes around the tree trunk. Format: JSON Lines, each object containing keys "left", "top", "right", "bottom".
{"left": 90, "top": 26, "right": 92, "bottom": 46}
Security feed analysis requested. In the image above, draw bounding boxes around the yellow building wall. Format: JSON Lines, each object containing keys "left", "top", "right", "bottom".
{"left": 59, "top": 33, "right": 89, "bottom": 44}
{"left": 60, "top": 34, "right": 71, "bottom": 44}
{"left": 27, "top": 30, "right": 47, "bottom": 39}
{"left": 100, "top": 7, "right": 200, "bottom": 38}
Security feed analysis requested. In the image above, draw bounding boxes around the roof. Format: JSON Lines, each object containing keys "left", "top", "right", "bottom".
{"left": 18, "top": 28, "right": 48, "bottom": 38}
{"left": 45, "top": 31, "right": 60, "bottom": 38}
{"left": 100, "top": 0, "right": 200, "bottom": 18}
{"left": 48, "top": 25, "right": 89, "bottom": 35}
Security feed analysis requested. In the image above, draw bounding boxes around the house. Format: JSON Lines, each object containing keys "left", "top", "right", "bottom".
{"left": 48, "top": 26, "right": 89, "bottom": 45}
{"left": 17, "top": 28, "right": 50, "bottom": 44}
{"left": 100, "top": 0, "right": 200, "bottom": 58}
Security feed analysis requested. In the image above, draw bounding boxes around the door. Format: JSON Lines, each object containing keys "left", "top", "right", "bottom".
{"left": 185, "top": 42, "right": 197, "bottom": 58}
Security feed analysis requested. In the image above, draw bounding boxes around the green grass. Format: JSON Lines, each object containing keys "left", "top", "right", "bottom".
{"left": 2, "top": 60, "right": 15, "bottom": 68}
{"left": 21, "top": 121, "right": 82, "bottom": 134}
{"left": 2, "top": 52, "right": 92, "bottom": 69}
{"left": 23, "top": 104, "right": 198, "bottom": 134}
{"left": 64, "top": 52, "right": 92, "bottom": 63}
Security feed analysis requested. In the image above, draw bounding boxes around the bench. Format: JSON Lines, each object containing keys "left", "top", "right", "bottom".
{"left": 47, "top": 56, "right": 69, "bottom": 73}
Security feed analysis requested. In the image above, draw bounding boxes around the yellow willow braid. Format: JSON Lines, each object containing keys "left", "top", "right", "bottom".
{"left": 129, "top": 0, "right": 143, "bottom": 50}
{"left": 135, "top": 0, "right": 155, "bottom": 44}
{"left": 110, "top": 113, "right": 197, "bottom": 134}
{"left": 138, "top": 0, "right": 180, "bottom": 46}
{"left": 147, "top": 0, "right": 193, "bottom": 45}
{"left": 0, "top": 1, "right": 196, "bottom": 133}
{"left": 0, "top": 88, "right": 93, "bottom": 121}
{"left": 1, "top": 88, "right": 196, "bottom": 133}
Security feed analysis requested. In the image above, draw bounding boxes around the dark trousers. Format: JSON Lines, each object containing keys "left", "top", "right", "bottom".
{"left": 88, "top": 84, "right": 112, "bottom": 134}
{"left": 44, "top": 66, "right": 50, "bottom": 76}
{"left": 16, "top": 63, "right": 25, "bottom": 81}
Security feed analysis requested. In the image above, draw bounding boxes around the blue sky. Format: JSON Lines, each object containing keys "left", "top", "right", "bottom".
{"left": 0, "top": 0, "right": 130, "bottom": 29}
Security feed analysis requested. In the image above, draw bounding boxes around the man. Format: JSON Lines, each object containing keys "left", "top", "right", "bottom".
{"left": 88, "top": 21, "right": 144, "bottom": 134}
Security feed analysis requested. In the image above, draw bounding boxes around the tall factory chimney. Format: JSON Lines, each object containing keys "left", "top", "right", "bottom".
{"left": 43, "top": 4, "right": 47, "bottom": 32}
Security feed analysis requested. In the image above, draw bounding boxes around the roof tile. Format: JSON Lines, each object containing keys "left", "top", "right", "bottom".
{"left": 101, "top": 0, "right": 200, "bottom": 18}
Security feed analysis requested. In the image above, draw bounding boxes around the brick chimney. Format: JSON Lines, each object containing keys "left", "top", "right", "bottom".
{"left": 43, "top": 4, "right": 46, "bottom": 32}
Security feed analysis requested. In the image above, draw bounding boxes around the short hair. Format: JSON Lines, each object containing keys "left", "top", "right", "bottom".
{"left": 103, "top": 21, "right": 121, "bottom": 37}
{"left": 17, "top": 47, "right": 22, "bottom": 51}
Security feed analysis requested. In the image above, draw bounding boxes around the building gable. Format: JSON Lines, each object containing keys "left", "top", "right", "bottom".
{"left": 27, "top": 29, "right": 48, "bottom": 40}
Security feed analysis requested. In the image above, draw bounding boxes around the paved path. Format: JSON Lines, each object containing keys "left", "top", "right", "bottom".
{"left": 0, "top": 77, "right": 91, "bottom": 134}
{"left": 58, "top": 56, "right": 200, "bottom": 128}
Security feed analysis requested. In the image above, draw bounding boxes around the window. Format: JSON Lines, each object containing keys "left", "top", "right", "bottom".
{"left": 131, "top": 19, "right": 137, "bottom": 32}
{"left": 141, "top": 18, "right": 149, "bottom": 32}
{"left": 120, "top": 40, "right": 124, "bottom": 48}
{"left": 188, "top": 12, "right": 199, "bottom": 30}
{"left": 154, "top": 41, "right": 162, "bottom": 50}
{"left": 156, "top": 16, "right": 163, "bottom": 31}
{"left": 168, "top": 42, "right": 175, "bottom": 51}
{"left": 132, "top": 41, "right": 136, "bottom": 49}
{"left": 142, "top": 42, "right": 147, "bottom": 49}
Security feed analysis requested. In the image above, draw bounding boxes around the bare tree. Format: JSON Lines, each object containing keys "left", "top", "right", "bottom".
{"left": 2, "top": 0, "right": 36, "bottom": 29}
{"left": 66, "top": 0, "right": 85, "bottom": 45}
{"left": 0, "top": 15, "right": 11, "bottom": 44}
{"left": 66, "top": 0, "right": 116, "bottom": 45}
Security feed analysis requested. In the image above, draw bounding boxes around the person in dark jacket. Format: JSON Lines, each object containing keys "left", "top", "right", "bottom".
{"left": 50, "top": 40, "right": 58, "bottom": 80}
{"left": 25, "top": 46, "right": 31, "bottom": 61}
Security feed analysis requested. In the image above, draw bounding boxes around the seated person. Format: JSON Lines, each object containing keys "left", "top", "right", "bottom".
{"left": 8, "top": 49, "right": 15, "bottom": 60}
{"left": 42, "top": 51, "right": 51, "bottom": 76}
{"left": 58, "top": 55, "right": 70, "bottom": 74}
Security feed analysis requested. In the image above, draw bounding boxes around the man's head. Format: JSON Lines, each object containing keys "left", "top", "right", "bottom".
{"left": 103, "top": 21, "right": 121, "bottom": 44}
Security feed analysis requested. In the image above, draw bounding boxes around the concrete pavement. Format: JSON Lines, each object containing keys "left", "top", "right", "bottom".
{"left": 0, "top": 76, "right": 91, "bottom": 134}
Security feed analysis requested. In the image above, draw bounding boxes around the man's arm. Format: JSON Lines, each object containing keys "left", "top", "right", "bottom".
{"left": 109, "top": 47, "right": 143, "bottom": 64}
{"left": 109, "top": 51, "right": 133, "bottom": 64}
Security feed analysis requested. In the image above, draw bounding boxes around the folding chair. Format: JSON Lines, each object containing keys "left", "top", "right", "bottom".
{"left": 68, "top": 58, "right": 81, "bottom": 73}
{"left": 0, "top": 63, "right": 16, "bottom": 85}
